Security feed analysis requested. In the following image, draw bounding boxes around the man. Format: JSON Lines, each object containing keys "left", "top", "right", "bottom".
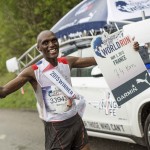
{"left": 138, "top": 43, "right": 150, "bottom": 70}
{"left": 138, "top": 43, "right": 150, "bottom": 64}
{"left": 134, "top": 42, "right": 150, "bottom": 71}
{"left": 0, "top": 30, "right": 139, "bottom": 150}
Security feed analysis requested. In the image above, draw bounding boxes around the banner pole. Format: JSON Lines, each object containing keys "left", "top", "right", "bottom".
{"left": 141, "top": 11, "right": 146, "bottom": 20}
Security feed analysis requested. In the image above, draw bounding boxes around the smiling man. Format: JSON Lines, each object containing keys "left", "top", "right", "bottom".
{"left": 0, "top": 30, "right": 139, "bottom": 150}
{"left": 0, "top": 30, "right": 97, "bottom": 150}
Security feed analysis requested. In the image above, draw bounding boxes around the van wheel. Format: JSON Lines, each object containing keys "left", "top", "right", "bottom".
{"left": 144, "top": 114, "right": 150, "bottom": 150}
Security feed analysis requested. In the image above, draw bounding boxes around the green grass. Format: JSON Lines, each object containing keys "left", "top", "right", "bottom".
{"left": 0, "top": 73, "right": 36, "bottom": 110}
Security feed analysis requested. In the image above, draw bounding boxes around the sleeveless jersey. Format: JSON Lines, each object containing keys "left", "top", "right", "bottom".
{"left": 32, "top": 57, "right": 77, "bottom": 122}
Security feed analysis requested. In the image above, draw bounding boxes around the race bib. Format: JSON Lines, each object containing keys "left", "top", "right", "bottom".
{"left": 42, "top": 86, "right": 70, "bottom": 114}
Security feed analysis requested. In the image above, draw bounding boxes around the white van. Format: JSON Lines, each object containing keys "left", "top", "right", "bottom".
{"left": 15, "top": 31, "right": 150, "bottom": 150}
{"left": 59, "top": 36, "right": 150, "bottom": 150}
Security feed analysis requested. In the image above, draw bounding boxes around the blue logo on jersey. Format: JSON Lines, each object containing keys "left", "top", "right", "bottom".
{"left": 36, "top": 60, "right": 42, "bottom": 65}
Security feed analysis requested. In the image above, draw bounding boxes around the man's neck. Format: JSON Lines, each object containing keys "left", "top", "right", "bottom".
{"left": 46, "top": 58, "right": 58, "bottom": 67}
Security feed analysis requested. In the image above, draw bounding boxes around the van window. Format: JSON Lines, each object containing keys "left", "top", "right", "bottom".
{"left": 70, "top": 46, "right": 95, "bottom": 77}
{"left": 78, "top": 66, "right": 95, "bottom": 77}
{"left": 61, "top": 44, "right": 95, "bottom": 77}
{"left": 81, "top": 47, "right": 93, "bottom": 57}
{"left": 71, "top": 66, "right": 95, "bottom": 77}
{"left": 71, "top": 68, "right": 78, "bottom": 77}
{"left": 60, "top": 47, "right": 78, "bottom": 57}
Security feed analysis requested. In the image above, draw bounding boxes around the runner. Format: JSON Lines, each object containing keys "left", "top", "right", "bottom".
{"left": 0, "top": 30, "right": 139, "bottom": 150}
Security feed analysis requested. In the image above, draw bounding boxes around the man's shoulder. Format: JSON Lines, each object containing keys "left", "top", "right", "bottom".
{"left": 19, "top": 66, "right": 35, "bottom": 78}
{"left": 58, "top": 57, "right": 68, "bottom": 64}
{"left": 30, "top": 58, "right": 45, "bottom": 70}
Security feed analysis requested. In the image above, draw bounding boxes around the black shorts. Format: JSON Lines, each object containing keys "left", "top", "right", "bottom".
{"left": 44, "top": 113, "right": 89, "bottom": 150}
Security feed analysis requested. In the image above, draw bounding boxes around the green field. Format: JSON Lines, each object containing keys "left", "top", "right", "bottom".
{"left": 0, "top": 73, "right": 36, "bottom": 110}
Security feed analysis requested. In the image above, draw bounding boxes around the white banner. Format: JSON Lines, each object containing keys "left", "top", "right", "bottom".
{"left": 107, "top": 0, "right": 150, "bottom": 22}
{"left": 123, "top": 18, "right": 150, "bottom": 44}
{"left": 91, "top": 30, "right": 150, "bottom": 106}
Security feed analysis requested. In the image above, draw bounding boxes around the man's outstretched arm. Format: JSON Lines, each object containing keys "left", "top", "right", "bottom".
{"left": 0, "top": 67, "right": 34, "bottom": 98}
{"left": 67, "top": 56, "right": 97, "bottom": 69}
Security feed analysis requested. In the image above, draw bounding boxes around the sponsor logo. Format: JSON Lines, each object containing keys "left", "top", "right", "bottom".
{"left": 99, "top": 92, "right": 121, "bottom": 116}
{"left": 92, "top": 32, "right": 131, "bottom": 58}
{"left": 115, "top": 0, "right": 150, "bottom": 13}
{"left": 75, "top": 0, "right": 95, "bottom": 16}
{"left": 136, "top": 73, "right": 150, "bottom": 86}
{"left": 92, "top": 36, "right": 106, "bottom": 58}
{"left": 116, "top": 84, "right": 138, "bottom": 102}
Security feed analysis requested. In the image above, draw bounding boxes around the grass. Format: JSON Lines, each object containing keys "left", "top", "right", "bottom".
{"left": 0, "top": 73, "right": 37, "bottom": 110}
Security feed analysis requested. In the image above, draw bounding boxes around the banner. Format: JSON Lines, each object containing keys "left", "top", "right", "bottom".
{"left": 107, "top": 0, "right": 150, "bottom": 22}
{"left": 91, "top": 30, "right": 150, "bottom": 106}
{"left": 51, "top": 0, "right": 108, "bottom": 38}
{"left": 123, "top": 18, "right": 150, "bottom": 44}
{"left": 51, "top": 0, "right": 150, "bottom": 38}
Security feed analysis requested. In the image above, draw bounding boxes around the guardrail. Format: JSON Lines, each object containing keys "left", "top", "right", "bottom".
{"left": 17, "top": 32, "right": 99, "bottom": 71}
{"left": 17, "top": 44, "right": 42, "bottom": 71}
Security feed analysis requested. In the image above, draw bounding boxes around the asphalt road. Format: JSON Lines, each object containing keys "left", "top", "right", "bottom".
{"left": 0, "top": 109, "right": 148, "bottom": 150}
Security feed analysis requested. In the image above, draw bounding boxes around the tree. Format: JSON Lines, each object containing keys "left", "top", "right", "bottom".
{"left": 0, "top": 0, "right": 81, "bottom": 72}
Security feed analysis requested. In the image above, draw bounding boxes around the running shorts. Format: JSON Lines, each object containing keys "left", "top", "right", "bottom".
{"left": 44, "top": 113, "right": 89, "bottom": 150}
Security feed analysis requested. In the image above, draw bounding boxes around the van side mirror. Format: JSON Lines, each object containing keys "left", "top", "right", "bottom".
{"left": 91, "top": 65, "right": 103, "bottom": 77}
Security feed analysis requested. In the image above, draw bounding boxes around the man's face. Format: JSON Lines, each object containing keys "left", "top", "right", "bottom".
{"left": 37, "top": 31, "right": 59, "bottom": 60}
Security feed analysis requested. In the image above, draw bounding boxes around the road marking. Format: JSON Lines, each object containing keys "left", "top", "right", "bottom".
{"left": 0, "top": 134, "right": 6, "bottom": 140}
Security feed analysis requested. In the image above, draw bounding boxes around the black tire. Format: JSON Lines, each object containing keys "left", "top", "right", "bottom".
{"left": 144, "top": 114, "right": 150, "bottom": 150}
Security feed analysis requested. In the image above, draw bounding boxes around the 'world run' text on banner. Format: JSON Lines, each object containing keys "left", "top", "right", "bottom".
{"left": 91, "top": 30, "right": 150, "bottom": 106}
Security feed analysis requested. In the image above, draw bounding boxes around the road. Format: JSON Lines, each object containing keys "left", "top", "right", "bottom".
{"left": 0, "top": 109, "right": 148, "bottom": 150}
